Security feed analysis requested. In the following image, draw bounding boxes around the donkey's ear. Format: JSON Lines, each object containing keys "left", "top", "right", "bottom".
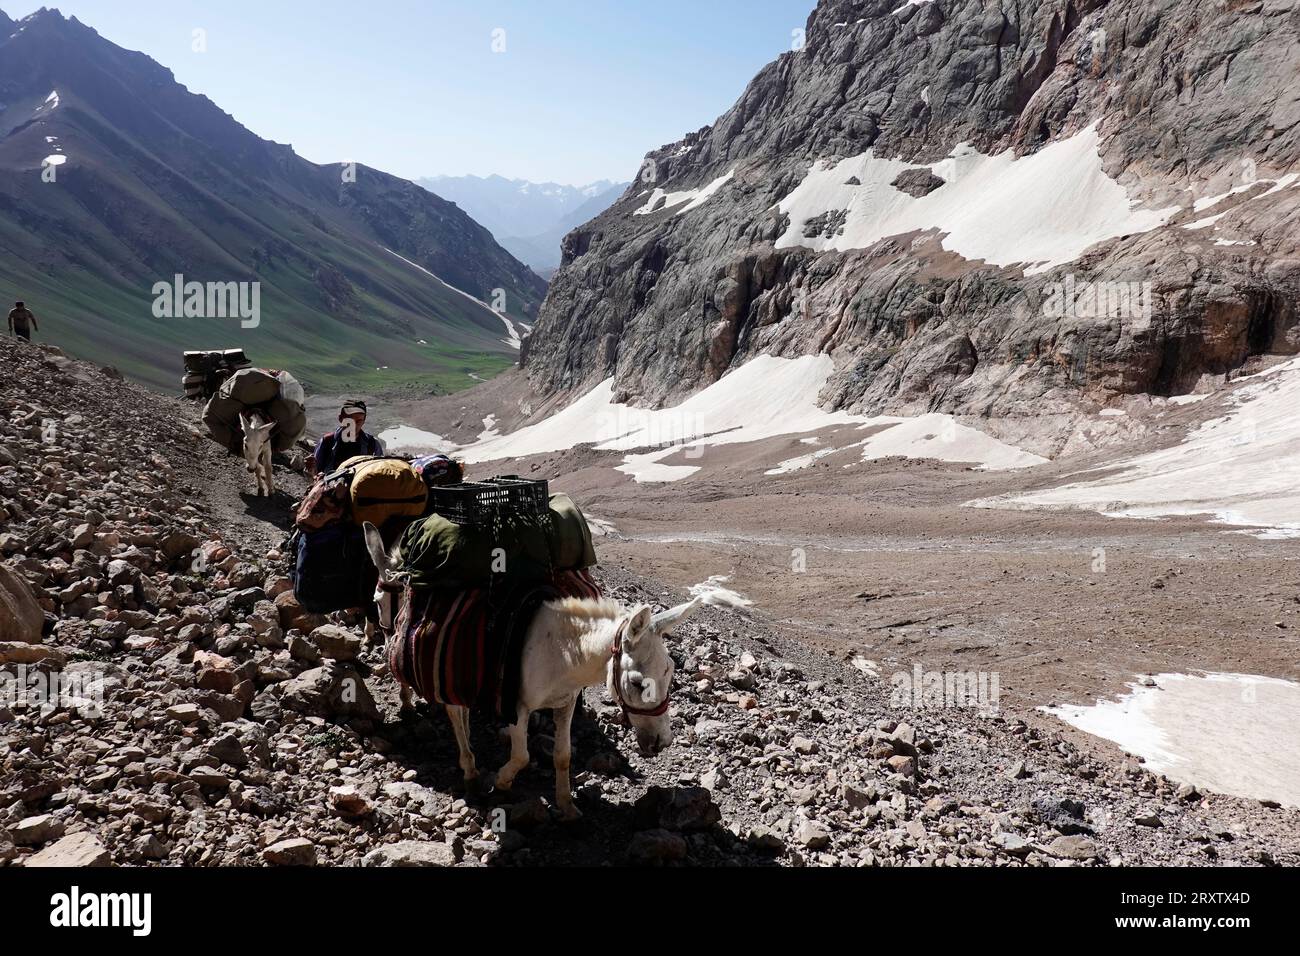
{"left": 651, "top": 598, "right": 702, "bottom": 636}
{"left": 623, "top": 604, "right": 654, "bottom": 647}
{"left": 362, "top": 521, "right": 392, "bottom": 575}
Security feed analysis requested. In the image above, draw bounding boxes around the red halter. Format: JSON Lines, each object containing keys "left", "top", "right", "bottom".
{"left": 610, "top": 621, "right": 671, "bottom": 725}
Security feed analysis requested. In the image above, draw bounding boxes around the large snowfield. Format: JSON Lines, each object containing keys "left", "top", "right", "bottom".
{"left": 775, "top": 124, "right": 1177, "bottom": 275}
{"left": 1048, "top": 673, "right": 1300, "bottom": 808}
{"left": 976, "top": 358, "right": 1300, "bottom": 533}
{"left": 397, "top": 354, "right": 1046, "bottom": 481}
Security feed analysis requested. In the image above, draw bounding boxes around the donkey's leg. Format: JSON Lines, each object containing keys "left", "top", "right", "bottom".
{"left": 447, "top": 705, "right": 480, "bottom": 786}
{"left": 263, "top": 449, "right": 275, "bottom": 497}
{"left": 494, "top": 703, "right": 532, "bottom": 792}
{"left": 385, "top": 634, "right": 417, "bottom": 713}
{"left": 552, "top": 693, "right": 581, "bottom": 821}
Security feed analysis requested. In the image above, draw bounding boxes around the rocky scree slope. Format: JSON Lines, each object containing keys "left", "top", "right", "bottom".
{"left": 524, "top": 0, "right": 1300, "bottom": 455}
{"left": 1, "top": 337, "right": 1297, "bottom": 867}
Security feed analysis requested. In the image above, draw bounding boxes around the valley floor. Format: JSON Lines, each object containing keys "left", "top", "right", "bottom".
{"left": 3, "top": 338, "right": 1298, "bottom": 868}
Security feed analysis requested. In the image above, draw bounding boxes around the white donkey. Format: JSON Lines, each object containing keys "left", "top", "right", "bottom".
{"left": 239, "top": 410, "right": 276, "bottom": 497}
{"left": 363, "top": 522, "right": 701, "bottom": 820}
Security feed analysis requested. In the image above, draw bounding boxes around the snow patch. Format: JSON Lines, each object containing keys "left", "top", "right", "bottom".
{"left": 1182, "top": 211, "right": 1227, "bottom": 230}
{"left": 634, "top": 169, "right": 735, "bottom": 216}
{"left": 378, "top": 425, "right": 449, "bottom": 453}
{"left": 775, "top": 124, "right": 1177, "bottom": 275}
{"left": 766, "top": 443, "right": 848, "bottom": 475}
{"left": 857, "top": 415, "right": 1047, "bottom": 470}
{"left": 42, "top": 154, "right": 66, "bottom": 167}
{"left": 383, "top": 248, "right": 521, "bottom": 349}
{"left": 1046, "top": 673, "right": 1300, "bottom": 808}
{"left": 689, "top": 576, "right": 754, "bottom": 609}
{"left": 973, "top": 357, "right": 1300, "bottom": 531}
{"left": 456, "top": 354, "right": 1044, "bottom": 481}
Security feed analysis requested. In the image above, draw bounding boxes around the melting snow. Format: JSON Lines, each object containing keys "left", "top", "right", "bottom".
{"left": 454, "top": 354, "right": 1044, "bottom": 481}
{"left": 766, "top": 443, "right": 847, "bottom": 475}
{"left": 43, "top": 155, "right": 66, "bottom": 167}
{"left": 379, "top": 425, "right": 450, "bottom": 452}
{"left": 857, "top": 415, "right": 1047, "bottom": 470}
{"left": 973, "top": 358, "right": 1300, "bottom": 532}
{"left": 383, "top": 248, "right": 522, "bottom": 349}
{"left": 1047, "top": 673, "right": 1300, "bottom": 808}
{"left": 1192, "top": 181, "right": 1260, "bottom": 212}
{"left": 634, "top": 169, "right": 735, "bottom": 216}
{"left": 689, "top": 576, "right": 754, "bottom": 609}
{"left": 1182, "top": 212, "right": 1227, "bottom": 230}
{"left": 775, "top": 124, "right": 1177, "bottom": 276}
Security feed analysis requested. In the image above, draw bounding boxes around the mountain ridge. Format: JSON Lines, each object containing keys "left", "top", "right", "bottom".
{"left": 419, "top": 174, "right": 629, "bottom": 274}
{"left": 0, "top": 6, "right": 547, "bottom": 393}
{"left": 520, "top": 0, "right": 1300, "bottom": 455}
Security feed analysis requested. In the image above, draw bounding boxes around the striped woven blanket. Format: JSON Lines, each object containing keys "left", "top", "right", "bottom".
{"left": 388, "top": 569, "right": 602, "bottom": 718}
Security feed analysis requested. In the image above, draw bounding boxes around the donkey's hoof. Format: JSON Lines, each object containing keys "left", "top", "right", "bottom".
{"left": 464, "top": 775, "right": 490, "bottom": 800}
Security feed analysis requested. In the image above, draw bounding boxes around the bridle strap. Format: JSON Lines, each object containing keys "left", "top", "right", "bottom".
{"left": 610, "top": 622, "right": 671, "bottom": 724}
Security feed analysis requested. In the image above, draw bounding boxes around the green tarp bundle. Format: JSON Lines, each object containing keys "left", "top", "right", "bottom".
{"left": 396, "top": 493, "right": 598, "bottom": 591}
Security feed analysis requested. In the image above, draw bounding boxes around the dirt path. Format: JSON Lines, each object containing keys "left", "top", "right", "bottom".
{"left": 181, "top": 415, "right": 311, "bottom": 556}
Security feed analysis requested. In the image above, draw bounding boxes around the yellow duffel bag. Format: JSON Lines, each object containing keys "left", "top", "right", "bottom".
{"left": 342, "top": 456, "right": 428, "bottom": 528}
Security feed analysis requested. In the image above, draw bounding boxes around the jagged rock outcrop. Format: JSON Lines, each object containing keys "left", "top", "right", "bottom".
{"left": 524, "top": 0, "right": 1300, "bottom": 452}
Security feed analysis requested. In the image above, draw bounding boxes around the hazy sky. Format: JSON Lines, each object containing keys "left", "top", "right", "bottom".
{"left": 10, "top": 0, "right": 816, "bottom": 185}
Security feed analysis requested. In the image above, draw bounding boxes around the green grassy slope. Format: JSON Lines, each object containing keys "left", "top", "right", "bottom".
{"left": 0, "top": 8, "right": 546, "bottom": 394}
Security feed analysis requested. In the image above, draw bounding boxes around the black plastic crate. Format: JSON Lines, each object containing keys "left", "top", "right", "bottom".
{"left": 428, "top": 476, "right": 549, "bottom": 525}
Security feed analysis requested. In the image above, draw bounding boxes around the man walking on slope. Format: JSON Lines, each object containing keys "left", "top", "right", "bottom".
{"left": 7, "top": 301, "right": 38, "bottom": 342}
{"left": 312, "top": 400, "right": 387, "bottom": 475}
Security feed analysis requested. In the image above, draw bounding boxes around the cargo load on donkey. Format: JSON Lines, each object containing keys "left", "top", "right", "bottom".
{"left": 201, "top": 367, "right": 307, "bottom": 454}
{"left": 181, "top": 349, "right": 252, "bottom": 401}
{"left": 290, "top": 455, "right": 432, "bottom": 614}
{"left": 377, "top": 478, "right": 602, "bottom": 717}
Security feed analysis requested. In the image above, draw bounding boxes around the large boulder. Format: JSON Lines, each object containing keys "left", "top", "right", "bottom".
{"left": 22, "top": 832, "right": 112, "bottom": 868}
{"left": 0, "top": 563, "right": 42, "bottom": 644}
{"left": 362, "top": 841, "right": 458, "bottom": 868}
{"left": 281, "top": 662, "right": 379, "bottom": 721}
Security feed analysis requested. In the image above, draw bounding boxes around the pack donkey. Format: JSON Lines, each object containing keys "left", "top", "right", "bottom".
{"left": 239, "top": 410, "right": 276, "bottom": 497}
{"left": 363, "top": 522, "right": 702, "bottom": 820}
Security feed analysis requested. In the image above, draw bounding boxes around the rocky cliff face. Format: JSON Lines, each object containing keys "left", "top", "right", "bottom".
{"left": 524, "top": 0, "right": 1300, "bottom": 453}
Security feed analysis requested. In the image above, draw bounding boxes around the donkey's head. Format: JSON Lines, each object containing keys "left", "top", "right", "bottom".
{"left": 239, "top": 411, "right": 276, "bottom": 474}
{"left": 608, "top": 598, "right": 701, "bottom": 756}
{"left": 362, "top": 521, "right": 407, "bottom": 635}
